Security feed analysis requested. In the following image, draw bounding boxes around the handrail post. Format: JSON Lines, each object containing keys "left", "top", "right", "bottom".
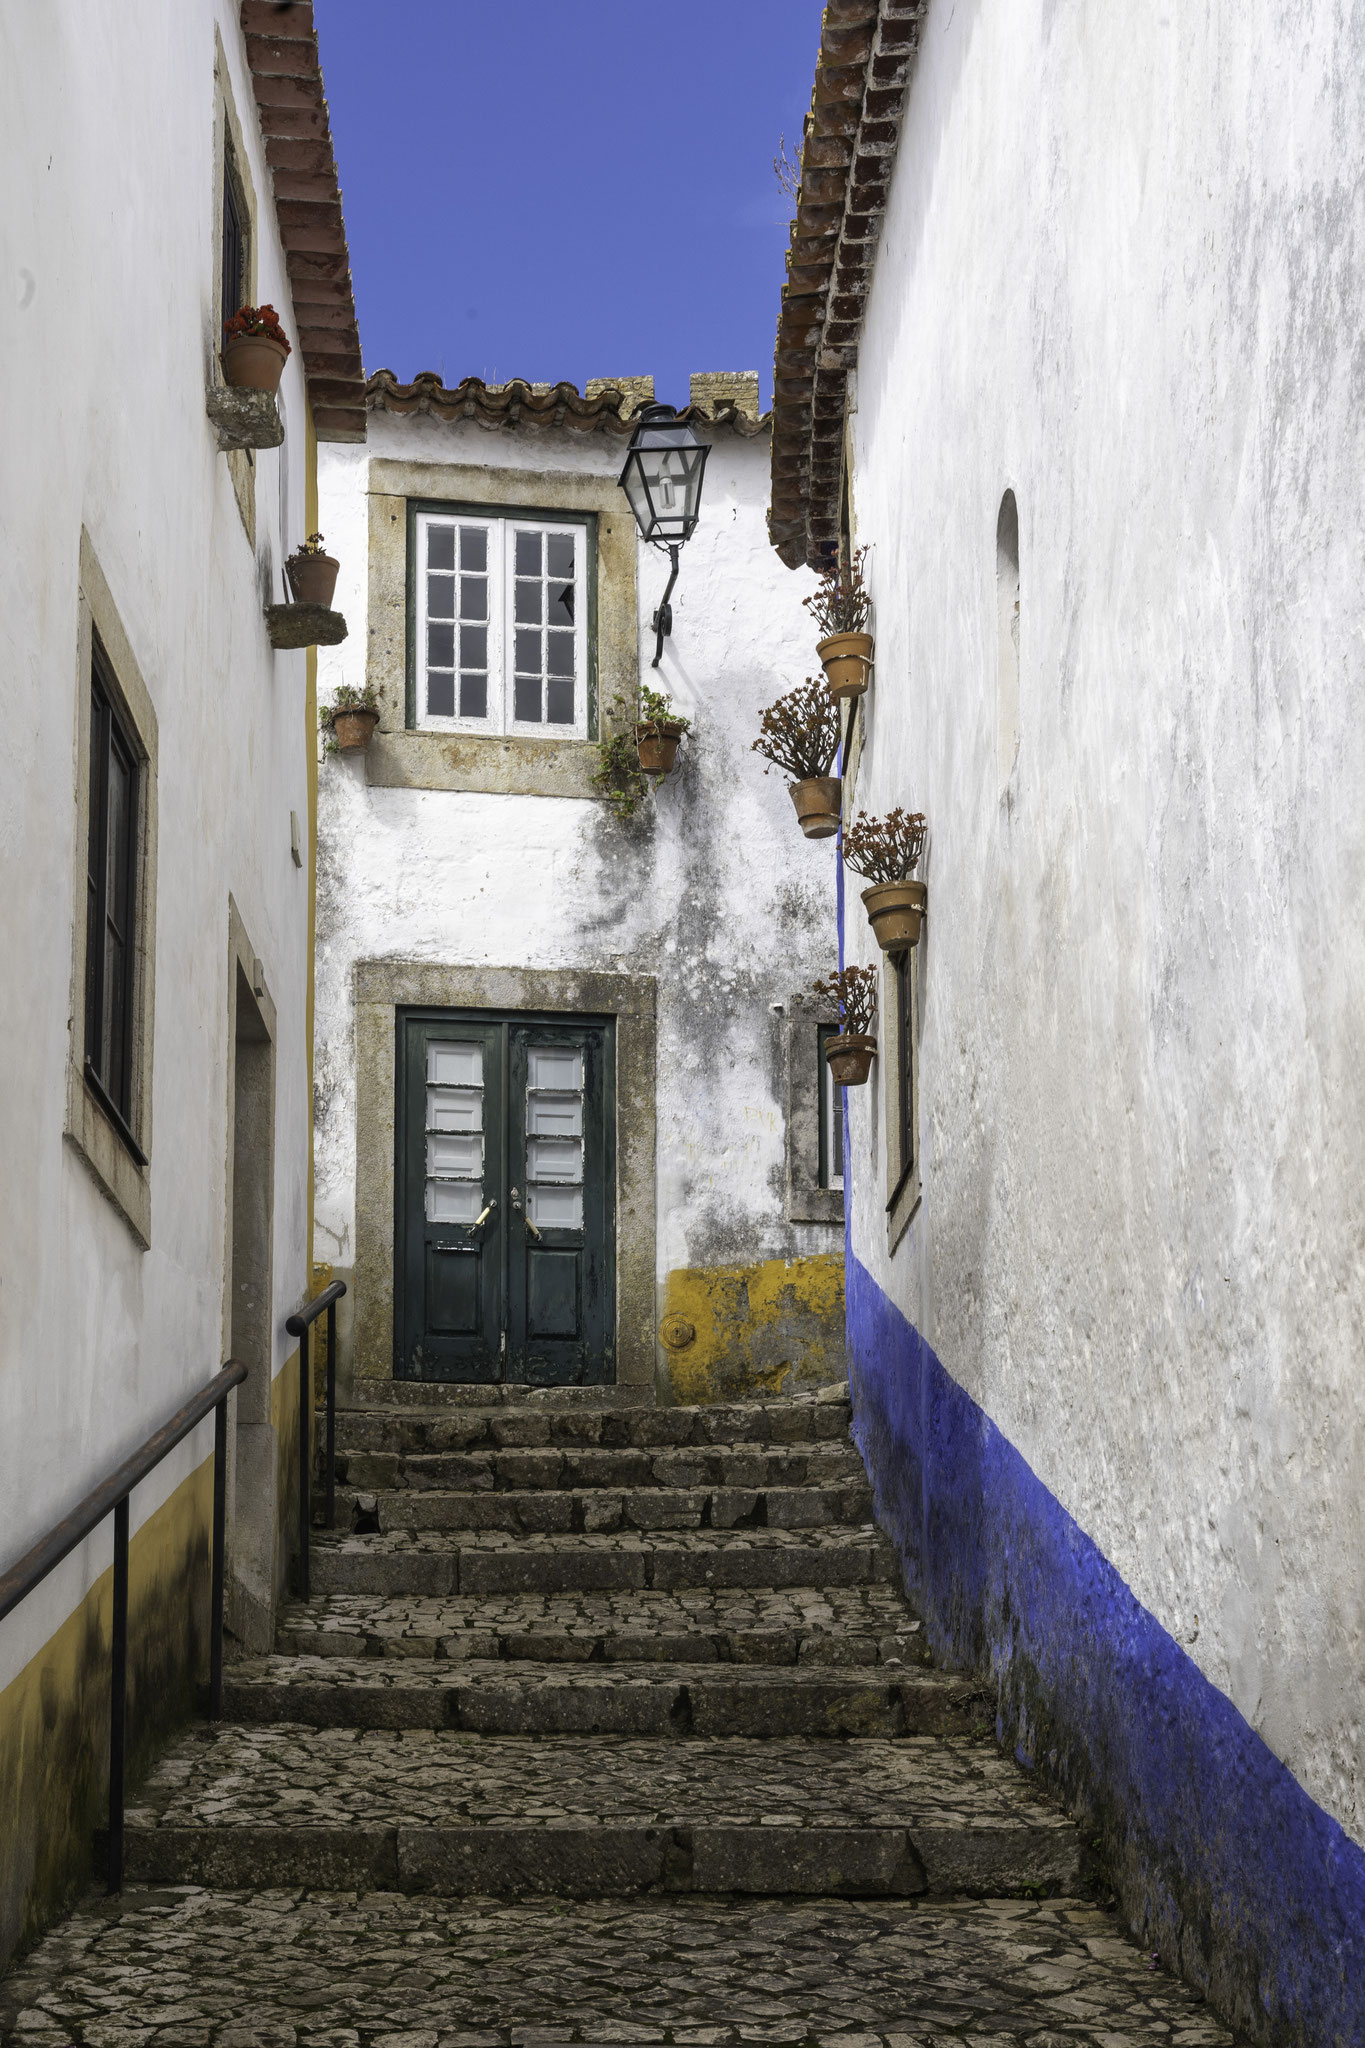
{"left": 325, "top": 1297, "right": 337, "bottom": 1529}
{"left": 297, "top": 1321, "right": 311, "bottom": 1601}
{"left": 108, "top": 1496, "right": 129, "bottom": 1893}
{"left": 210, "top": 1394, "right": 228, "bottom": 1717}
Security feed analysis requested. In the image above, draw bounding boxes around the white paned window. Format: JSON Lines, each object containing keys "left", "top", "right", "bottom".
{"left": 426, "top": 1040, "right": 484, "bottom": 1223}
{"left": 525, "top": 1046, "right": 584, "bottom": 1230}
{"left": 417, "top": 512, "right": 588, "bottom": 737}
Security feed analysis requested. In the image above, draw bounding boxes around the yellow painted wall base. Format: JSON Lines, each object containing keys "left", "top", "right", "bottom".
{"left": 659, "top": 1252, "right": 847, "bottom": 1405}
{"left": 0, "top": 1456, "right": 213, "bottom": 1969}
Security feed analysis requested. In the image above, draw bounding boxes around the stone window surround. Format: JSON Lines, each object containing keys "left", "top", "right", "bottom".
{"left": 362, "top": 457, "right": 640, "bottom": 800}
{"left": 66, "top": 530, "right": 159, "bottom": 1248}
{"left": 783, "top": 993, "right": 843, "bottom": 1228}
{"left": 883, "top": 944, "right": 921, "bottom": 1252}
{"left": 351, "top": 960, "right": 657, "bottom": 1399}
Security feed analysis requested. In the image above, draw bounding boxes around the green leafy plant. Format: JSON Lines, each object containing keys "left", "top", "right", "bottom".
{"left": 803, "top": 545, "right": 871, "bottom": 639}
{"left": 319, "top": 681, "right": 378, "bottom": 754}
{"left": 752, "top": 676, "right": 840, "bottom": 781}
{"left": 811, "top": 963, "right": 878, "bottom": 1037}
{"left": 593, "top": 687, "right": 693, "bottom": 819}
{"left": 842, "top": 806, "right": 926, "bottom": 884}
{"left": 635, "top": 684, "right": 691, "bottom": 735}
{"left": 223, "top": 302, "right": 291, "bottom": 352}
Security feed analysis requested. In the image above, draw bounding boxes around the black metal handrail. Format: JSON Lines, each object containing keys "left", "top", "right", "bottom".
{"left": 285, "top": 1279, "right": 347, "bottom": 1601}
{"left": 0, "top": 1357, "right": 247, "bottom": 1893}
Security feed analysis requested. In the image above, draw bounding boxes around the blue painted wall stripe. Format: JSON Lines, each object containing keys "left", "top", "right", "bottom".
{"left": 845, "top": 1252, "right": 1365, "bottom": 2046}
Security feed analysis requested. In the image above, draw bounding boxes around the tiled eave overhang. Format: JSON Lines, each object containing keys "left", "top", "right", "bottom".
{"left": 366, "top": 371, "right": 770, "bottom": 439}
{"left": 770, "top": 0, "right": 926, "bottom": 568}
{"left": 241, "top": 1, "right": 367, "bottom": 442}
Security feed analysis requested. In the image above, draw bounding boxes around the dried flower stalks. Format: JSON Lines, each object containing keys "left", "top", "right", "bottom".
{"left": 752, "top": 677, "right": 841, "bottom": 782}
{"left": 841, "top": 807, "right": 927, "bottom": 885}
{"left": 803, "top": 546, "right": 871, "bottom": 639}
{"left": 811, "top": 964, "right": 878, "bottom": 1037}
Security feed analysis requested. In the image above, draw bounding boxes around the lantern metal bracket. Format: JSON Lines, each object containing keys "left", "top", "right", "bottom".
{"left": 650, "top": 544, "right": 681, "bottom": 668}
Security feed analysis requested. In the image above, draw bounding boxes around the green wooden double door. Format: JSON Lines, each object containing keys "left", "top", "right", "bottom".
{"left": 395, "top": 1009, "right": 615, "bottom": 1385}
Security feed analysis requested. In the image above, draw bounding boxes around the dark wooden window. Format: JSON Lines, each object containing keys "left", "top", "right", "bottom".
{"left": 85, "top": 638, "right": 141, "bottom": 1149}
{"left": 816, "top": 1023, "right": 844, "bottom": 1191}
{"left": 222, "top": 150, "right": 244, "bottom": 329}
{"left": 894, "top": 948, "right": 914, "bottom": 1188}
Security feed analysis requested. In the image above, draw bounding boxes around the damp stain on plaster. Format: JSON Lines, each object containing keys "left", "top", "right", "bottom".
{"left": 660, "top": 1252, "right": 847, "bottom": 1405}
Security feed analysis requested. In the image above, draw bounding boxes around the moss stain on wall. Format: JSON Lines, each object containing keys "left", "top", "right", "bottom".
{"left": 660, "top": 1252, "right": 846, "bottom": 1405}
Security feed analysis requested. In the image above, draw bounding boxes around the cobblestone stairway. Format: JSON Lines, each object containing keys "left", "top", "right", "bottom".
{"left": 0, "top": 1387, "right": 1240, "bottom": 2046}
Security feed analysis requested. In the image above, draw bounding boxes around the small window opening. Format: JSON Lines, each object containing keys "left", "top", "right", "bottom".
{"left": 85, "top": 635, "right": 142, "bottom": 1152}
{"left": 817, "top": 1024, "right": 845, "bottom": 1191}
{"left": 222, "top": 146, "right": 245, "bottom": 328}
{"left": 996, "top": 489, "right": 1020, "bottom": 791}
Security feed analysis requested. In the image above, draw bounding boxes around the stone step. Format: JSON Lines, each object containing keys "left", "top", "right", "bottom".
{"left": 334, "top": 1439, "right": 865, "bottom": 1492}
{"left": 224, "top": 1656, "right": 984, "bottom": 1736}
{"left": 333, "top": 1391, "right": 853, "bottom": 1457}
{"left": 330, "top": 1480, "right": 875, "bottom": 1536}
{"left": 275, "top": 1584, "right": 928, "bottom": 1666}
{"left": 118, "top": 1728, "right": 1085, "bottom": 1899}
{"left": 307, "top": 1525, "right": 897, "bottom": 1597}
{"left": 0, "top": 1888, "right": 1239, "bottom": 2046}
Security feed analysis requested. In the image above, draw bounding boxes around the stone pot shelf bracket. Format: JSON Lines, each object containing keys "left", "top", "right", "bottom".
{"left": 206, "top": 386, "right": 284, "bottom": 451}
{"left": 265, "top": 604, "right": 348, "bottom": 651}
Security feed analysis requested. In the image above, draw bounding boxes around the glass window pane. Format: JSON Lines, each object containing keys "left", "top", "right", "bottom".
{"left": 460, "top": 625, "right": 488, "bottom": 669}
{"left": 429, "top": 1087, "right": 482, "bottom": 1132}
{"left": 526, "top": 1091, "right": 583, "bottom": 1137}
{"left": 427, "top": 525, "right": 455, "bottom": 571}
{"left": 427, "top": 672, "right": 455, "bottom": 717}
{"left": 546, "top": 677, "right": 574, "bottom": 725}
{"left": 427, "top": 622, "right": 455, "bottom": 668}
{"left": 459, "top": 576, "right": 488, "bottom": 622}
{"left": 459, "top": 525, "right": 487, "bottom": 571}
{"left": 546, "top": 630, "right": 574, "bottom": 678}
{"left": 460, "top": 673, "right": 488, "bottom": 719}
{"left": 514, "top": 530, "right": 542, "bottom": 575}
{"left": 546, "top": 534, "right": 575, "bottom": 579}
{"left": 514, "top": 675, "right": 542, "bottom": 722}
{"left": 527, "top": 1184, "right": 583, "bottom": 1229}
{"left": 428, "top": 1041, "right": 483, "bottom": 1086}
{"left": 528, "top": 1047, "right": 583, "bottom": 1090}
{"left": 548, "top": 583, "right": 574, "bottom": 627}
{"left": 527, "top": 1136, "right": 582, "bottom": 1183}
{"left": 514, "top": 579, "right": 542, "bottom": 625}
{"left": 427, "top": 1180, "right": 482, "bottom": 1224}
{"left": 514, "top": 628, "right": 542, "bottom": 675}
{"left": 427, "top": 574, "right": 455, "bottom": 619}
{"left": 106, "top": 747, "right": 132, "bottom": 933}
{"left": 427, "top": 1132, "right": 483, "bottom": 1178}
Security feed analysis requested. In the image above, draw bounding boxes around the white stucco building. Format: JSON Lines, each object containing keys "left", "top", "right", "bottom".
{"left": 0, "top": 0, "right": 364, "bottom": 1963}
{"left": 314, "top": 371, "right": 844, "bottom": 1409}
{"left": 768, "top": 3, "right": 1365, "bottom": 2041}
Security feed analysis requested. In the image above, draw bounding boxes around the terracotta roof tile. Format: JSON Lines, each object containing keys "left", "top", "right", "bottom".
{"left": 239, "top": 2, "right": 366, "bottom": 442}
{"left": 365, "top": 371, "right": 769, "bottom": 439}
{"left": 769, "top": 1, "right": 927, "bottom": 566}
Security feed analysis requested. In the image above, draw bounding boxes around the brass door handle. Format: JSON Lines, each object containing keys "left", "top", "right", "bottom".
{"left": 525, "top": 1216, "right": 543, "bottom": 1241}
{"left": 472, "top": 1199, "right": 496, "bottom": 1230}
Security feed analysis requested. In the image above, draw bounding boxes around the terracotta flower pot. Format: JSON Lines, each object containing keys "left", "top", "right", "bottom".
{"left": 222, "top": 332, "right": 289, "bottom": 394}
{"left": 817, "top": 630, "right": 873, "bottom": 700}
{"left": 789, "top": 776, "right": 841, "bottom": 839}
{"left": 635, "top": 720, "right": 685, "bottom": 775}
{"left": 330, "top": 708, "right": 379, "bottom": 753}
{"left": 825, "top": 1032, "right": 877, "bottom": 1086}
{"left": 861, "top": 879, "right": 927, "bottom": 952}
{"left": 287, "top": 553, "right": 340, "bottom": 607}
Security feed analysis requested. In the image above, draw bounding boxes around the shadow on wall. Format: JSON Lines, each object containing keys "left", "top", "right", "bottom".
{"left": 845, "top": 1256, "right": 1365, "bottom": 2047}
{"left": 660, "top": 1253, "right": 847, "bottom": 1405}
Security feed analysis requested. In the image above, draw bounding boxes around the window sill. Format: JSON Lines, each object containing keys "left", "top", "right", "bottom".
{"left": 64, "top": 1057, "right": 151, "bottom": 1247}
{"left": 366, "top": 729, "right": 602, "bottom": 799}
{"left": 206, "top": 384, "right": 283, "bottom": 452}
{"left": 789, "top": 1186, "right": 844, "bottom": 1227}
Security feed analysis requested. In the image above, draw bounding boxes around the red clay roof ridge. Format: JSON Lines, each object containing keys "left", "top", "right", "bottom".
{"left": 366, "top": 369, "right": 769, "bottom": 438}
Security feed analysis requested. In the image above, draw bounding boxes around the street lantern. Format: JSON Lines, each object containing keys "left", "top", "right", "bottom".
{"left": 618, "top": 403, "right": 711, "bottom": 666}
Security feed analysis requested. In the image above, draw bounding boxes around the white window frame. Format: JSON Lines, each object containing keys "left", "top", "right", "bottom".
{"left": 415, "top": 510, "right": 590, "bottom": 739}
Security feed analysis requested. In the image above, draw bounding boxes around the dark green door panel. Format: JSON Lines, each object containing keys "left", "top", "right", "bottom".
{"left": 395, "top": 1009, "right": 614, "bottom": 1385}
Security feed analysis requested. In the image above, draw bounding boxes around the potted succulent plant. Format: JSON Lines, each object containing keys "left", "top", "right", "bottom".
{"left": 634, "top": 683, "right": 691, "bottom": 776}
{"left": 286, "top": 533, "right": 340, "bottom": 608}
{"left": 752, "top": 676, "right": 842, "bottom": 838}
{"left": 222, "top": 304, "right": 291, "bottom": 394}
{"left": 842, "top": 806, "right": 928, "bottom": 950}
{"left": 321, "top": 681, "right": 379, "bottom": 754}
{"left": 804, "top": 546, "right": 873, "bottom": 700}
{"left": 812, "top": 964, "right": 879, "bottom": 1085}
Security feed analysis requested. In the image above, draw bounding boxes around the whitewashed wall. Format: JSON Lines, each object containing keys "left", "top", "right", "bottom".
{"left": 0, "top": 0, "right": 313, "bottom": 1684}
{"left": 315, "top": 412, "right": 833, "bottom": 1324}
{"left": 844, "top": 0, "right": 1365, "bottom": 1846}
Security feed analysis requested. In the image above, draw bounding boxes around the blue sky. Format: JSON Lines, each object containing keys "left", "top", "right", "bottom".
{"left": 317, "top": 0, "right": 826, "bottom": 411}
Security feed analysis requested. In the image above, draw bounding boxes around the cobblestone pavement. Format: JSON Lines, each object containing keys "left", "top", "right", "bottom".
{"left": 127, "top": 1732, "right": 1071, "bottom": 1834}
{"left": 0, "top": 1889, "right": 1238, "bottom": 2046}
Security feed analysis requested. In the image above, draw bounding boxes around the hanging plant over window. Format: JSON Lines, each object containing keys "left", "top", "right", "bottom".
{"left": 752, "top": 677, "right": 841, "bottom": 782}
{"left": 843, "top": 807, "right": 929, "bottom": 952}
